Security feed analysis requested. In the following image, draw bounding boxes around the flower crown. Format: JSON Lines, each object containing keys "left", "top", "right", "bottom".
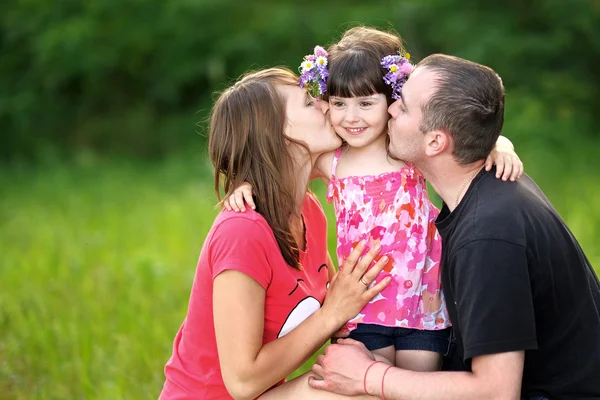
{"left": 298, "top": 46, "right": 329, "bottom": 98}
{"left": 298, "top": 46, "right": 413, "bottom": 100}
{"left": 381, "top": 51, "right": 413, "bottom": 100}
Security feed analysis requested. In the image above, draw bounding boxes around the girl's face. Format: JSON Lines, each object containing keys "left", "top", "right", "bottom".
{"left": 329, "top": 93, "right": 390, "bottom": 149}
{"left": 280, "top": 85, "right": 342, "bottom": 158}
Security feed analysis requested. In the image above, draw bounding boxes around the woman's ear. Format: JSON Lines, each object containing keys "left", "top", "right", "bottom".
{"left": 424, "top": 130, "right": 450, "bottom": 157}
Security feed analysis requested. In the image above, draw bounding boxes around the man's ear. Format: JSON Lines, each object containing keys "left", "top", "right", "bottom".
{"left": 424, "top": 130, "right": 450, "bottom": 157}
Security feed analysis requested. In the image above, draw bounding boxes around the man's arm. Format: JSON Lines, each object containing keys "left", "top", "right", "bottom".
{"left": 310, "top": 338, "right": 524, "bottom": 400}
{"left": 367, "top": 349, "right": 524, "bottom": 400}
{"left": 311, "top": 238, "right": 535, "bottom": 399}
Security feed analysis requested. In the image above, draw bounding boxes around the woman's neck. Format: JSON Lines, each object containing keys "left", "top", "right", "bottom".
{"left": 290, "top": 159, "right": 311, "bottom": 251}
{"left": 293, "top": 156, "right": 313, "bottom": 213}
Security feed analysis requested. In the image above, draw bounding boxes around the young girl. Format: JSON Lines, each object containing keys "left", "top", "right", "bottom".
{"left": 224, "top": 27, "right": 523, "bottom": 372}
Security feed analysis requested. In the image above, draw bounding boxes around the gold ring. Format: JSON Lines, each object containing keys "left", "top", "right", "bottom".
{"left": 360, "top": 278, "right": 369, "bottom": 287}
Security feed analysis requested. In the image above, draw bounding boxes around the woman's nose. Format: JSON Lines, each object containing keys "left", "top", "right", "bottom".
{"left": 318, "top": 99, "right": 330, "bottom": 114}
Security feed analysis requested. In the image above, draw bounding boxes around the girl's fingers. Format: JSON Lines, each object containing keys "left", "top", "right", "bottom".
{"left": 495, "top": 157, "right": 505, "bottom": 179}
{"left": 485, "top": 155, "right": 493, "bottom": 171}
{"left": 233, "top": 190, "right": 245, "bottom": 212}
{"left": 501, "top": 157, "right": 513, "bottom": 181}
{"left": 243, "top": 188, "right": 256, "bottom": 210}
{"left": 511, "top": 158, "right": 523, "bottom": 181}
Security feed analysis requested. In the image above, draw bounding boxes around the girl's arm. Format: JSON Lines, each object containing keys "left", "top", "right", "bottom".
{"left": 213, "top": 242, "right": 391, "bottom": 400}
{"left": 223, "top": 150, "right": 335, "bottom": 213}
{"left": 485, "top": 135, "right": 524, "bottom": 181}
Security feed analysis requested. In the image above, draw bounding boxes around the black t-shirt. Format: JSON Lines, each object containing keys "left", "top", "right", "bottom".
{"left": 436, "top": 168, "right": 600, "bottom": 400}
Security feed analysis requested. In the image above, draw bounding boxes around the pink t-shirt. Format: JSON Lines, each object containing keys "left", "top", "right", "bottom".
{"left": 159, "top": 193, "right": 330, "bottom": 399}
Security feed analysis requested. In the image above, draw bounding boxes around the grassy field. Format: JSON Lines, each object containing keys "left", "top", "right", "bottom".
{"left": 1, "top": 150, "right": 599, "bottom": 400}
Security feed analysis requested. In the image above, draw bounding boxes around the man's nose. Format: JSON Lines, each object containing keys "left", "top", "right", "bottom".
{"left": 388, "top": 101, "right": 398, "bottom": 117}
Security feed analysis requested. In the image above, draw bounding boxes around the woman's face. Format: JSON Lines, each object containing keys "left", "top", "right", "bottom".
{"left": 280, "top": 85, "right": 342, "bottom": 158}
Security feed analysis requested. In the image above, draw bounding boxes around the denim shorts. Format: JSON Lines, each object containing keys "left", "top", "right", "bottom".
{"left": 348, "top": 323, "right": 453, "bottom": 355}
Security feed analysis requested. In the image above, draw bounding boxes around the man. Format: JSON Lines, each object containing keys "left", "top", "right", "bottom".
{"left": 309, "top": 54, "right": 600, "bottom": 400}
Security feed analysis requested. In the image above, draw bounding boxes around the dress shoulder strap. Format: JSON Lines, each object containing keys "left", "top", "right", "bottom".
{"left": 330, "top": 147, "right": 343, "bottom": 180}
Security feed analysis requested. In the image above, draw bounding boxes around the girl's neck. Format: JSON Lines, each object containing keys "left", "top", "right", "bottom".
{"left": 336, "top": 132, "right": 406, "bottom": 179}
{"left": 344, "top": 132, "right": 388, "bottom": 160}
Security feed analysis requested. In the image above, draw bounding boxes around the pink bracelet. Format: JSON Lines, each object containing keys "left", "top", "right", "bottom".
{"left": 381, "top": 365, "right": 393, "bottom": 400}
{"left": 363, "top": 361, "right": 383, "bottom": 396}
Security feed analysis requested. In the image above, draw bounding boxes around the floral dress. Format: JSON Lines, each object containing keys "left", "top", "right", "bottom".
{"left": 326, "top": 147, "right": 450, "bottom": 332}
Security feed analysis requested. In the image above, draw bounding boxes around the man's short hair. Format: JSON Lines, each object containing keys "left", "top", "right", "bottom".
{"left": 418, "top": 54, "right": 505, "bottom": 165}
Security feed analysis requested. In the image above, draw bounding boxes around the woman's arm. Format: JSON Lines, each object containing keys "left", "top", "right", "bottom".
{"left": 214, "top": 242, "right": 390, "bottom": 400}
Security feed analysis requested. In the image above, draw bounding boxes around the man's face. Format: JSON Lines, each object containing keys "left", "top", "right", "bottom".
{"left": 387, "top": 67, "right": 439, "bottom": 164}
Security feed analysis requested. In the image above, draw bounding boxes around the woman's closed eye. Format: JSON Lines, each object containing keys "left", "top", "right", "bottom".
{"left": 304, "top": 92, "right": 316, "bottom": 107}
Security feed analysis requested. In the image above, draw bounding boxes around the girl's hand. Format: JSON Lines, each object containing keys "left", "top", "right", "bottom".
{"left": 485, "top": 136, "right": 524, "bottom": 182}
{"left": 321, "top": 241, "right": 391, "bottom": 328}
{"left": 223, "top": 182, "right": 255, "bottom": 212}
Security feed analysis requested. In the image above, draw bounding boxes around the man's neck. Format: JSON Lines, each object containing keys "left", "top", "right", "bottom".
{"left": 419, "top": 158, "right": 485, "bottom": 212}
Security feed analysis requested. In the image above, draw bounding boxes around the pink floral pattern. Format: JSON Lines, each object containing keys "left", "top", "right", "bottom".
{"left": 326, "top": 147, "right": 450, "bottom": 331}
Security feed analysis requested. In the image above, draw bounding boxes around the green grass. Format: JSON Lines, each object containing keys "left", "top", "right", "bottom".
{"left": 0, "top": 151, "right": 598, "bottom": 399}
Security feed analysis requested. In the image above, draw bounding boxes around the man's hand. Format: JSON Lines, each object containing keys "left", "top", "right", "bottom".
{"left": 308, "top": 338, "right": 376, "bottom": 395}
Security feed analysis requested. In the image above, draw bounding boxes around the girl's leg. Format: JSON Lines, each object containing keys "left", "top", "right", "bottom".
{"left": 395, "top": 349, "right": 442, "bottom": 371}
{"left": 348, "top": 324, "right": 395, "bottom": 364}
{"left": 371, "top": 345, "right": 395, "bottom": 365}
{"left": 258, "top": 372, "right": 379, "bottom": 399}
{"left": 393, "top": 327, "right": 451, "bottom": 371}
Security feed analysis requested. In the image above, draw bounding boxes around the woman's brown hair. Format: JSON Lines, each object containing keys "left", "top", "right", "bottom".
{"left": 208, "top": 67, "right": 306, "bottom": 269}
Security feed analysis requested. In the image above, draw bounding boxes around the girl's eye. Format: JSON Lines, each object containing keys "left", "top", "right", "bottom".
{"left": 332, "top": 102, "right": 344, "bottom": 108}
{"left": 360, "top": 102, "right": 372, "bottom": 107}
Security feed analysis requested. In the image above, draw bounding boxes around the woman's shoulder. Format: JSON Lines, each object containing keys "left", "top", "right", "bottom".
{"left": 212, "top": 209, "right": 274, "bottom": 241}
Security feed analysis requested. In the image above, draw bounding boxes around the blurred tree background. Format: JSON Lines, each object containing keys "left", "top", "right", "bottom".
{"left": 1, "top": 1, "right": 599, "bottom": 399}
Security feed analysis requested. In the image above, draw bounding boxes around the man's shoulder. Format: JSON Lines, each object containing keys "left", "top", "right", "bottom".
{"left": 455, "top": 173, "right": 544, "bottom": 245}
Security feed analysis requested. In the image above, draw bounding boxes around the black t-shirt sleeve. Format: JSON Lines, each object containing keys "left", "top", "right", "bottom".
{"left": 449, "top": 239, "right": 538, "bottom": 362}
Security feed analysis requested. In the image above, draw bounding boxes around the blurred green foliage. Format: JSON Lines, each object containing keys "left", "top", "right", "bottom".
{"left": 1, "top": 155, "right": 598, "bottom": 399}
{"left": 1, "top": 0, "right": 599, "bottom": 162}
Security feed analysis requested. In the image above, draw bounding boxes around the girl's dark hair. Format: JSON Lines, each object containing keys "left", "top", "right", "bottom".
{"left": 327, "top": 26, "right": 406, "bottom": 106}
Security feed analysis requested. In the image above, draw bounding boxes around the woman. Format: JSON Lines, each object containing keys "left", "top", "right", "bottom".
{"left": 159, "top": 67, "right": 390, "bottom": 399}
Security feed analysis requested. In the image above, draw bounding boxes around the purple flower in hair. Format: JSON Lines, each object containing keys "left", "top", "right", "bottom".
{"left": 298, "top": 46, "right": 329, "bottom": 98}
{"left": 314, "top": 46, "right": 328, "bottom": 58}
{"left": 381, "top": 52, "right": 413, "bottom": 100}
